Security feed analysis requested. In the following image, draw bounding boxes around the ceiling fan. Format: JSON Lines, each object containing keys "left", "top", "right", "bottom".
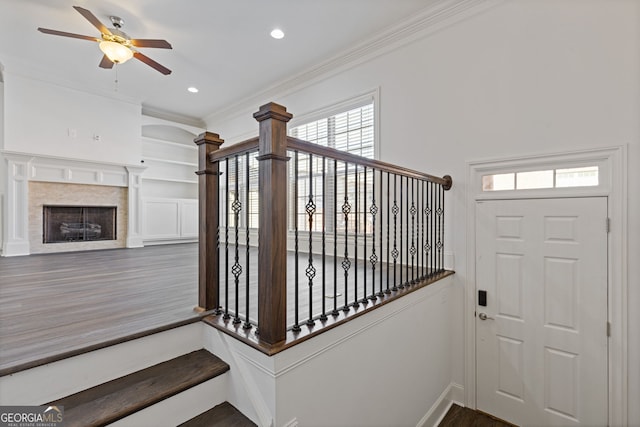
{"left": 38, "top": 6, "right": 172, "bottom": 75}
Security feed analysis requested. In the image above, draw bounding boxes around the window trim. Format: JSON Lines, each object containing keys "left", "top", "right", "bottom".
{"left": 471, "top": 155, "right": 611, "bottom": 200}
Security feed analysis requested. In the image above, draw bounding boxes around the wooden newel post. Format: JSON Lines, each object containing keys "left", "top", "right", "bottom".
{"left": 194, "top": 131, "right": 224, "bottom": 311}
{"left": 254, "top": 102, "right": 292, "bottom": 345}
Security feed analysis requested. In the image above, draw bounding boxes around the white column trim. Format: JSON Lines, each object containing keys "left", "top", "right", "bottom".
{"left": 2, "top": 154, "right": 31, "bottom": 256}
{"left": 125, "top": 166, "right": 145, "bottom": 248}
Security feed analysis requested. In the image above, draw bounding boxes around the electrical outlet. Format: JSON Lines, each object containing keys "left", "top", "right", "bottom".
{"left": 93, "top": 134, "right": 101, "bottom": 142}
{"left": 68, "top": 128, "right": 77, "bottom": 138}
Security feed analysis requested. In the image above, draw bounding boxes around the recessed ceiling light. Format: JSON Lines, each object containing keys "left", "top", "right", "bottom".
{"left": 270, "top": 29, "right": 285, "bottom": 40}
{"left": 187, "top": 87, "right": 199, "bottom": 93}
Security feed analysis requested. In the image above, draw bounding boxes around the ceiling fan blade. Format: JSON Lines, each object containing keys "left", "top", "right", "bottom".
{"left": 130, "top": 39, "right": 172, "bottom": 49}
{"left": 99, "top": 55, "right": 114, "bottom": 69}
{"left": 73, "top": 6, "right": 112, "bottom": 35}
{"left": 133, "top": 52, "right": 171, "bottom": 75}
{"left": 38, "top": 27, "right": 99, "bottom": 42}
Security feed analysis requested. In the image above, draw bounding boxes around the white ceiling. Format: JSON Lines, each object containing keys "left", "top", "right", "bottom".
{"left": 0, "top": 0, "right": 451, "bottom": 124}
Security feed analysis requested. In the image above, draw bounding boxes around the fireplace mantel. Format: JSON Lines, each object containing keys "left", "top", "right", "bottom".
{"left": 2, "top": 151, "right": 147, "bottom": 256}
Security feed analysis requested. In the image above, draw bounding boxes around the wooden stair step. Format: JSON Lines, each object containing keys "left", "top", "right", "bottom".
{"left": 47, "top": 349, "right": 229, "bottom": 427}
{"left": 179, "top": 402, "right": 257, "bottom": 427}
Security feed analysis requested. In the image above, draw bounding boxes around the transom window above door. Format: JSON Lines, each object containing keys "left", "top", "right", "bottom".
{"left": 482, "top": 166, "right": 599, "bottom": 192}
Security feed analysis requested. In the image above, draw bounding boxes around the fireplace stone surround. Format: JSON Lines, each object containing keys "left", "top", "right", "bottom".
{"left": 2, "top": 151, "right": 146, "bottom": 256}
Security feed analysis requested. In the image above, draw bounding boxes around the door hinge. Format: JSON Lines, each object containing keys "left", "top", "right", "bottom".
{"left": 606, "top": 218, "right": 611, "bottom": 233}
{"left": 607, "top": 322, "right": 611, "bottom": 337}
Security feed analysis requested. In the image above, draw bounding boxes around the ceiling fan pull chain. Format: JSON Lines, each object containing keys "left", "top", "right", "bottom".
{"left": 114, "top": 64, "right": 119, "bottom": 92}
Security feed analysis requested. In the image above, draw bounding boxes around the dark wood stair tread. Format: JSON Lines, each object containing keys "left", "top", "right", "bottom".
{"left": 179, "top": 402, "right": 257, "bottom": 427}
{"left": 47, "top": 349, "right": 229, "bottom": 427}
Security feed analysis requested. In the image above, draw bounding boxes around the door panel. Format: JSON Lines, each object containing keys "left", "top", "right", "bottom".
{"left": 476, "top": 198, "right": 607, "bottom": 426}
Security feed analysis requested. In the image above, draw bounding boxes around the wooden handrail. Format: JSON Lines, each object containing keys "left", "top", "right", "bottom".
{"left": 208, "top": 137, "right": 259, "bottom": 163}
{"left": 287, "top": 137, "right": 452, "bottom": 189}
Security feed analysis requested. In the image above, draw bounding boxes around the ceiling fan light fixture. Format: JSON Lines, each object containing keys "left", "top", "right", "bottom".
{"left": 99, "top": 40, "right": 133, "bottom": 64}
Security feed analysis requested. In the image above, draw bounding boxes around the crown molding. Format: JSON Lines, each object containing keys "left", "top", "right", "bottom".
{"left": 141, "top": 106, "right": 206, "bottom": 130}
{"left": 204, "top": 0, "right": 504, "bottom": 125}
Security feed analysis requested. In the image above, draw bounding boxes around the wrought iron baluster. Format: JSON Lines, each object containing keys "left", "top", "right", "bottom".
{"left": 293, "top": 151, "right": 300, "bottom": 332}
{"left": 369, "top": 168, "right": 378, "bottom": 302}
{"left": 232, "top": 155, "right": 242, "bottom": 325}
{"left": 353, "top": 164, "right": 359, "bottom": 308}
{"left": 437, "top": 184, "right": 444, "bottom": 273}
{"left": 215, "top": 160, "right": 222, "bottom": 315}
{"left": 404, "top": 176, "right": 409, "bottom": 286}
{"left": 424, "top": 180, "right": 431, "bottom": 279}
{"left": 378, "top": 169, "right": 384, "bottom": 297}
{"left": 361, "top": 166, "right": 368, "bottom": 304}
{"left": 243, "top": 153, "right": 252, "bottom": 329}
{"left": 224, "top": 158, "right": 230, "bottom": 320}
{"left": 421, "top": 179, "right": 425, "bottom": 280}
{"left": 342, "top": 162, "right": 351, "bottom": 312}
{"left": 410, "top": 178, "right": 416, "bottom": 285}
{"left": 332, "top": 159, "right": 339, "bottom": 316}
{"left": 392, "top": 174, "right": 398, "bottom": 291}
{"left": 399, "top": 175, "right": 404, "bottom": 289}
{"left": 306, "top": 153, "right": 316, "bottom": 326}
{"left": 386, "top": 172, "right": 391, "bottom": 294}
{"left": 320, "top": 157, "right": 328, "bottom": 321}
{"left": 442, "top": 184, "right": 445, "bottom": 272}
{"left": 430, "top": 181, "right": 435, "bottom": 277}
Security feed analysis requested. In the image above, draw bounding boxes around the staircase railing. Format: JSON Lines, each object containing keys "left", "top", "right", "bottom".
{"left": 196, "top": 102, "right": 452, "bottom": 353}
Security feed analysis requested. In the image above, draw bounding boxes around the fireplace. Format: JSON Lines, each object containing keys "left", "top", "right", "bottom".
{"left": 2, "top": 152, "right": 146, "bottom": 256}
{"left": 43, "top": 206, "right": 117, "bottom": 243}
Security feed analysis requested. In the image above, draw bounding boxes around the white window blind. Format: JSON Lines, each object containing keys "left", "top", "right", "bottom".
{"left": 289, "top": 102, "right": 375, "bottom": 232}
{"left": 290, "top": 103, "right": 374, "bottom": 157}
{"left": 221, "top": 102, "right": 375, "bottom": 231}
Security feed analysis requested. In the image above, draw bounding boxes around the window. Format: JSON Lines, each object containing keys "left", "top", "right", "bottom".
{"left": 482, "top": 166, "right": 599, "bottom": 192}
{"left": 289, "top": 102, "right": 375, "bottom": 232}
{"left": 220, "top": 98, "right": 377, "bottom": 231}
{"left": 220, "top": 153, "right": 260, "bottom": 230}
{"left": 290, "top": 103, "right": 374, "bottom": 156}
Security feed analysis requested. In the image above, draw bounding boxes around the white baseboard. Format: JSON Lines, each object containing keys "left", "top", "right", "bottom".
{"left": 143, "top": 238, "right": 197, "bottom": 246}
{"left": 126, "top": 235, "right": 145, "bottom": 248}
{"left": 1, "top": 239, "right": 30, "bottom": 256}
{"left": 417, "top": 382, "right": 464, "bottom": 427}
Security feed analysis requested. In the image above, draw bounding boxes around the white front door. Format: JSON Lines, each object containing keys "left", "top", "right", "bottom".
{"left": 475, "top": 197, "right": 608, "bottom": 426}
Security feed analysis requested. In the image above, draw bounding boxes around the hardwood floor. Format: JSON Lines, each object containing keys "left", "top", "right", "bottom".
{"left": 0, "top": 242, "right": 436, "bottom": 375}
{"left": 439, "top": 404, "right": 516, "bottom": 427}
{"left": 0, "top": 244, "right": 201, "bottom": 375}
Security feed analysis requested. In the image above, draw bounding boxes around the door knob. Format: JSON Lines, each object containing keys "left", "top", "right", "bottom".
{"left": 478, "top": 312, "right": 494, "bottom": 320}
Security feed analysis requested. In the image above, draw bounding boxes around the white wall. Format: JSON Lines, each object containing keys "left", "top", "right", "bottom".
{"left": 203, "top": 276, "right": 456, "bottom": 427}
{"left": 207, "top": 1, "right": 640, "bottom": 424}
{"left": 273, "top": 277, "right": 454, "bottom": 427}
{"left": 3, "top": 73, "right": 141, "bottom": 165}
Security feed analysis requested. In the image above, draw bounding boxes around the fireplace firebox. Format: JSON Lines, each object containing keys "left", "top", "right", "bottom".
{"left": 43, "top": 206, "right": 117, "bottom": 243}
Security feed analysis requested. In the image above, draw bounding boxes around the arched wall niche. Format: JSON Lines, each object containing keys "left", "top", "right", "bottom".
{"left": 141, "top": 124, "right": 198, "bottom": 144}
